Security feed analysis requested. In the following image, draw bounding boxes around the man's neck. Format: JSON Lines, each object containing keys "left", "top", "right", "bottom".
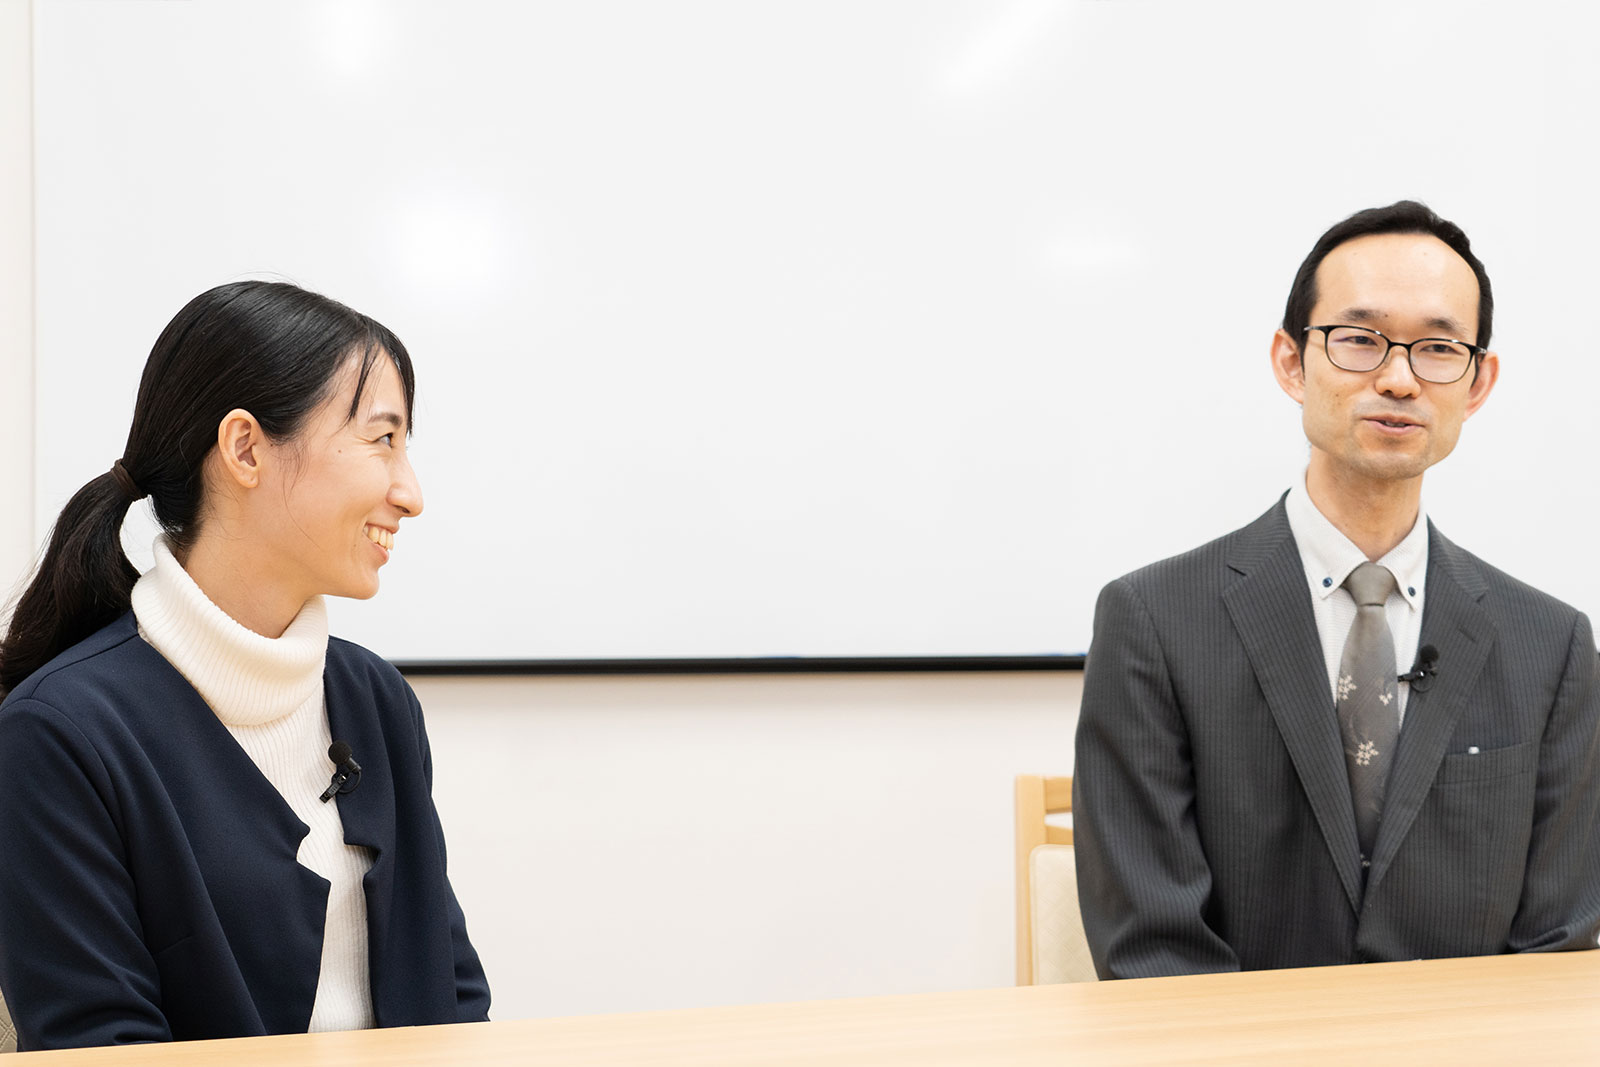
{"left": 1303, "top": 464, "right": 1422, "bottom": 561}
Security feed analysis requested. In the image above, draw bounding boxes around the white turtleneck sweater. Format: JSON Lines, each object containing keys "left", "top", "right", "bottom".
{"left": 130, "top": 539, "right": 376, "bottom": 1033}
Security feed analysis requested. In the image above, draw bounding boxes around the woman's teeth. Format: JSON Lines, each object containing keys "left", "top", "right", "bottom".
{"left": 366, "top": 526, "right": 394, "bottom": 550}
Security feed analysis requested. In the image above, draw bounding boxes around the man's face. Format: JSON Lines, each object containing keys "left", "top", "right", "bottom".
{"left": 1271, "top": 232, "right": 1499, "bottom": 493}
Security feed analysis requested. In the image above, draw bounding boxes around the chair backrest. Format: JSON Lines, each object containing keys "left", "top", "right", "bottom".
{"left": 1014, "top": 774, "right": 1095, "bottom": 985}
{"left": 0, "top": 987, "right": 14, "bottom": 1052}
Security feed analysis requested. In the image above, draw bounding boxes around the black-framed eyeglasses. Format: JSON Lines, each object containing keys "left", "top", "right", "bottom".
{"left": 1302, "top": 325, "right": 1484, "bottom": 385}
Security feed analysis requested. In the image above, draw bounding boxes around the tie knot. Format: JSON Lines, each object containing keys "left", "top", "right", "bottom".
{"left": 1344, "top": 562, "right": 1397, "bottom": 608}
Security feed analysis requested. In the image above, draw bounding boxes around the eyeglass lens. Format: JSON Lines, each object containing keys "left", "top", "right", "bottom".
{"left": 1321, "top": 326, "right": 1471, "bottom": 384}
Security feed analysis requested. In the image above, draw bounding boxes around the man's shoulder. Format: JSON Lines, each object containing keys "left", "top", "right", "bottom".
{"left": 1108, "top": 498, "right": 1290, "bottom": 598}
{"left": 1429, "top": 527, "right": 1589, "bottom": 631}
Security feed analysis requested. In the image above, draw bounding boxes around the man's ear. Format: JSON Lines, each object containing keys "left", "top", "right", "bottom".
{"left": 1270, "top": 328, "right": 1306, "bottom": 404}
{"left": 215, "top": 409, "right": 266, "bottom": 489}
{"left": 1463, "top": 350, "right": 1499, "bottom": 419}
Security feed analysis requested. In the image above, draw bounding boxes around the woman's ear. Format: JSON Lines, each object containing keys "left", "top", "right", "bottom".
{"left": 215, "top": 409, "right": 266, "bottom": 489}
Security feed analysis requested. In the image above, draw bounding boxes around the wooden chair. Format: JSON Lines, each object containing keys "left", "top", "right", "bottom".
{"left": 1014, "top": 774, "right": 1096, "bottom": 985}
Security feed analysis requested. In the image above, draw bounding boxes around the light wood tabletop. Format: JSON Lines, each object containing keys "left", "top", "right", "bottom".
{"left": 14, "top": 950, "right": 1600, "bottom": 1064}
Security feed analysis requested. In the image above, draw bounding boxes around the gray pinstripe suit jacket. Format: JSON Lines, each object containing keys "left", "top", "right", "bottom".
{"left": 1073, "top": 497, "right": 1600, "bottom": 978}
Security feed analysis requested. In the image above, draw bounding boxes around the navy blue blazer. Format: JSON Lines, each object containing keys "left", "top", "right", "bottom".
{"left": 0, "top": 614, "right": 491, "bottom": 1049}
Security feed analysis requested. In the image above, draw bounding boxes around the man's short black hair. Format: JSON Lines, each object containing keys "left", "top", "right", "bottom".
{"left": 1282, "top": 200, "right": 1494, "bottom": 352}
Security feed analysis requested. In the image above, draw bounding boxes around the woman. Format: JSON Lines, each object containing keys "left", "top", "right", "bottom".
{"left": 0, "top": 281, "right": 491, "bottom": 1049}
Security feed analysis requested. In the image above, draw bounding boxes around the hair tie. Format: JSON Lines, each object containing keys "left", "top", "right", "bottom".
{"left": 111, "top": 459, "right": 147, "bottom": 502}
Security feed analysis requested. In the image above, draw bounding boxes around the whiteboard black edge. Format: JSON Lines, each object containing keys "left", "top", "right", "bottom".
{"left": 391, "top": 655, "right": 1088, "bottom": 677}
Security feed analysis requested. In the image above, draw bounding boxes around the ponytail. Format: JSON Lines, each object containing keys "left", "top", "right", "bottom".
{"left": 0, "top": 469, "right": 141, "bottom": 696}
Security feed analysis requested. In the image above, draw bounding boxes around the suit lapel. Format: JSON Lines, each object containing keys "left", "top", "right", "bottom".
{"left": 1221, "top": 502, "right": 1366, "bottom": 911}
{"left": 1365, "top": 524, "right": 1494, "bottom": 893}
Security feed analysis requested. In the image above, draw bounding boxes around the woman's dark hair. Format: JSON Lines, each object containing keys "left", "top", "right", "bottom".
{"left": 1282, "top": 199, "right": 1495, "bottom": 352}
{"left": 0, "top": 280, "right": 415, "bottom": 696}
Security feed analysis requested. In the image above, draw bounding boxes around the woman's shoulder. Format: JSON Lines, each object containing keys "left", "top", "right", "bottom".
{"left": 1, "top": 614, "right": 161, "bottom": 714}
{"left": 323, "top": 636, "right": 420, "bottom": 726}
{"left": 325, "top": 636, "right": 409, "bottom": 690}
{"left": 322, "top": 638, "right": 433, "bottom": 775}
{"left": 0, "top": 615, "right": 195, "bottom": 764}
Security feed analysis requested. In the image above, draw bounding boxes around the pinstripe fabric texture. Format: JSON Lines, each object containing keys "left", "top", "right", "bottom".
{"left": 1073, "top": 497, "right": 1600, "bottom": 979}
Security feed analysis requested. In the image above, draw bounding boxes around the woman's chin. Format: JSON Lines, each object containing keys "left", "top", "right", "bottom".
{"left": 330, "top": 576, "right": 383, "bottom": 602}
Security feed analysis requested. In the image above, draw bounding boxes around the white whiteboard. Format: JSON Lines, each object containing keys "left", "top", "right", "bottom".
{"left": 32, "top": 0, "right": 1600, "bottom": 662}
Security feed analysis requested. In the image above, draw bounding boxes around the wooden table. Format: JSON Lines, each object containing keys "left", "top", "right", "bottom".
{"left": 16, "top": 951, "right": 1600, "bottom": 1063}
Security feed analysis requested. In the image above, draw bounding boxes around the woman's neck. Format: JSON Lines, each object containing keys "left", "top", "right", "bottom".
{"left": 178, "top": 529, "right": 308, "bottom": 639}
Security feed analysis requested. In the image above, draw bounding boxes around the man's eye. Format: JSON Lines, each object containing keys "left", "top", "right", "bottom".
{"left": 378, "top": 433, "right": 395, "bottom": 447}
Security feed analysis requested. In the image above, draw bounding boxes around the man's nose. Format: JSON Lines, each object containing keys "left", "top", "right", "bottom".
{"left": 1374, "top": 342, "right": 1422, "bottom": 396}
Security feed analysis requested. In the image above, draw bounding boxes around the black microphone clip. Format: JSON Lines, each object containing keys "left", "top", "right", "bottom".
{"left": 1397, "top": 644, "right": 1440, "bottom": 693}
{"left": 319, "top": 740, "right": 363, "bottom": 802}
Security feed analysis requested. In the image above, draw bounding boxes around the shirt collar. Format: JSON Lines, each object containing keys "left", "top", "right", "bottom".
{"left": 1284, "top": 474, "right": 1428, "bottom": 611}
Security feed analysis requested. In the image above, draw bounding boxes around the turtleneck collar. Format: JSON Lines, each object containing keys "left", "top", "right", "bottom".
{"left": 130, "top": 537, "right": 329, "bottom": 727}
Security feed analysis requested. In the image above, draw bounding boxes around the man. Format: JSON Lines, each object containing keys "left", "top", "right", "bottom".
{"left": 1073, "top": 201, "right": 1600, "bottom": 978}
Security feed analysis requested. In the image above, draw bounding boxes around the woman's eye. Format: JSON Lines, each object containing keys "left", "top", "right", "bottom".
{"left": 377, "top": 433, "right": 395, "bottom": 447}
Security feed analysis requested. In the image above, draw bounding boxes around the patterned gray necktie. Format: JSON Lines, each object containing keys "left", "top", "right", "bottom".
{"left": 1338, "top": 562, "right": 1400, "bottom": 863}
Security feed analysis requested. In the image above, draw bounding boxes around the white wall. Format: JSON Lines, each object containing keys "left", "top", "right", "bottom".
{"left": 0, "top": 0, "right": 33, "bottom": 605}
{"left": 417, "top": 669, "right": 1081, "bottom": 1021}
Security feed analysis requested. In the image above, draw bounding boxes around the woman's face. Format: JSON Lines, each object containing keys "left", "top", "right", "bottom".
{"left": 258, "top": 354, "right": 423, "bottom": 604}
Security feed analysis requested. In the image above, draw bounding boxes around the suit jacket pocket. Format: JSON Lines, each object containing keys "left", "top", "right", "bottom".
{"left": 1434, "top": 740, "right": 1536, "bottom": 785}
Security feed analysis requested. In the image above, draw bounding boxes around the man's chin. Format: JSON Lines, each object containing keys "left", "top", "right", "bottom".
{"left": 1352, "top": 453, "right": 1434, "bottom": 484}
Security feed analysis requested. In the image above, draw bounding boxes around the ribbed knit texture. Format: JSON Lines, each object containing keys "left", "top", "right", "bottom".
{"left": 130, "top": 539, "right": 375, "bottom": 1033}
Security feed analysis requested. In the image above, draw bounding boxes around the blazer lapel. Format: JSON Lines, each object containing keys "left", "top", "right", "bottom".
{"left": 1221, "top": 502, "right": 1366, "bottom": 912}
{"left": 1365, "top": 524, "right": 1494, "bottom": 894}
{"left": 322, "top": 654, "right": 393, "bottom": 867}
